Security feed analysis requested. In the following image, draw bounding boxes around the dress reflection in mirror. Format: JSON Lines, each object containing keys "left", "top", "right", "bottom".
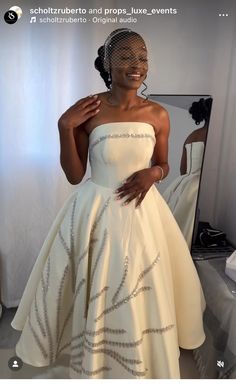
{"left": 163, "top": 98, "right": 213, "bottom": 248}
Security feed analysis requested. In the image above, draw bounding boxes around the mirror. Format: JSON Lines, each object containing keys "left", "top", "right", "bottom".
{"left": 147, "top": 95, "right": 213, "bottom": 251}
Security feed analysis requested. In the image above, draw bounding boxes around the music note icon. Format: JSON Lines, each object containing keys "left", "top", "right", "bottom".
{"left": 30, "top": 16, "right": 36, "bottom": 23}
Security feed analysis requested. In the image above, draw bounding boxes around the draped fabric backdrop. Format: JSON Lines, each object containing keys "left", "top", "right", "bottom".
{"left": 0, "top": 0, "right": 154, "bottom": 307}
{"left": 1, "top": 0, "right": 235, "bottom": 307}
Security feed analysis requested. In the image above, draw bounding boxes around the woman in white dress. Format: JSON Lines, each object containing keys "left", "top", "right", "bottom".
{"left": 11, "top": 28, "right": 206, "bottom": 379}
{"left": 163, "top": 98, "right": 212, "bottom": 248}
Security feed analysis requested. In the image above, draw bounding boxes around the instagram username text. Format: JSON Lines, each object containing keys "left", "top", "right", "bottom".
{"left": 30, "top": 7, "right": 178, "bottom": 16}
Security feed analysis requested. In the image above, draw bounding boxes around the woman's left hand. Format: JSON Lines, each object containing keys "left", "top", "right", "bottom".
{"left": 114, "top": 168, "right": 155, "bottom": 208}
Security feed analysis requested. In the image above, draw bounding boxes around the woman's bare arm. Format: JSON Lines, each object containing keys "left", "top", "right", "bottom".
{"left": 58, "top": 124, "right": 88, "bottom": 185}
{"left": 57, "top": 95, "right": 100, "bottom": 184}
{"left": 150, "top": 107, "right": 170, "bottom": 182}
{"left": 180, "top": 143, "right": 187, "bottom": 175}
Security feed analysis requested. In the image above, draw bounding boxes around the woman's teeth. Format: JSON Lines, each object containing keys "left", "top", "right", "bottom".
{"left": 127, "top": 74, "right": 141, "bottom": 80}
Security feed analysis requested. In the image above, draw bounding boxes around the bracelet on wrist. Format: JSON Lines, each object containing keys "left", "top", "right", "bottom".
{"left": 156, "top": 165, "right": 164, "bottom": 183}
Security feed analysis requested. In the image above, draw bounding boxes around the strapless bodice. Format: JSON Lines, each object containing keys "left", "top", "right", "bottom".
{"left": 185, "top": 141, "right": 205, "bottom": 174}
{"left": 88, "top": 122, "right": 156, "bottom": 189}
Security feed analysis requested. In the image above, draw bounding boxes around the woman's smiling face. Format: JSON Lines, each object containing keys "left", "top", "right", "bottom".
{"left": 109, "top": 35, "right": 148, "bottom": 90}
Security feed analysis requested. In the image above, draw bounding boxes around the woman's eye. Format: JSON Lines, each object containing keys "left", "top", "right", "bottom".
{"left": 120, "top": 56, "right": 148, "bottom": 62}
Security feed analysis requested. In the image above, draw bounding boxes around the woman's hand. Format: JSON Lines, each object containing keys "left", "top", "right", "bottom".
{"left": 114, "top": 168, "right": 156, "bottom": 208}
{"left": 58, "top": 95, "right": 101, "bottom": 131}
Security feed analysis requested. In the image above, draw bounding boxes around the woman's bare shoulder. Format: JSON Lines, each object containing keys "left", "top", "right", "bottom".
{"left": 143, "top": 98, "right": 165, "bottom": 109}
{"left": 185, "top": 126, "right": 207, "bottom": 144}
{"left": 78, "top": 91, "right": 108, "bottom": 100}
{"left": 145, "top": 100, "right": 169, "bottom": 135}
{"left": 94, "top": 91, "right": 109, "bottom": 99}
{"left": 144, "top": 99, "right": 168, "bottom": 118}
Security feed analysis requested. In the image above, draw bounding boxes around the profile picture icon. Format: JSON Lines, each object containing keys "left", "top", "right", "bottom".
{"left": 8, "top": 356, "right": 23, "bottom": 371}
{"left": 4, "top": 6, "right": 22, "bottom": 24}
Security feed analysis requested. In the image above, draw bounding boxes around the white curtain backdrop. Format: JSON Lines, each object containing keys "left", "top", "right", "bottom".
{"left": 0, "top": 0, "right": 99, "bottom": 307}
{"left": 214, "top": 23, "right": 236, "bottom": 245}
{"left": 1, "top": 0, "right": 235, "bottom": 307}
{"left": 0, "top": 0, "right": 154, "bottom": 307}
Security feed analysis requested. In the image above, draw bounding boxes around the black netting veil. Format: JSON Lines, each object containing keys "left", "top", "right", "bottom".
{"left": 94, "top": 28, "right": 148, "bottom": 96}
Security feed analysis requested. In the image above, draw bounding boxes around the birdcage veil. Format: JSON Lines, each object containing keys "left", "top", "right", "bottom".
{"left": 96, "top": 28, "right": 150, "bottom": 97}
{"left": 103, "top": 28, "right": 133, "bottom": 72}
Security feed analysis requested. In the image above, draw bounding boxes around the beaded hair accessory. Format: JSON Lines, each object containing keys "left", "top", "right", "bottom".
{"left": 103, "top": 28, "right": 135, "bottom": 73}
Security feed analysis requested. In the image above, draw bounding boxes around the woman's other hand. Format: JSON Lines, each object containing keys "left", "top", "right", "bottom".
{"left": 114, "top": 168, "right": 156, "bottom": 208}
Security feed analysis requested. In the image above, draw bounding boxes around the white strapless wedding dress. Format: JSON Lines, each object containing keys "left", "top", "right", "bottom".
{"left": 163, "top": 142, "right": 205, "bottom": 248}
{"left": 11, "top": 122, "right": 206, "bottom": 379}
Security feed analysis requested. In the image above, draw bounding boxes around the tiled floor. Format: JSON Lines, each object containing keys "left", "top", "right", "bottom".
{"left": 0, "top": 307, "right": 200, "bottom": 379}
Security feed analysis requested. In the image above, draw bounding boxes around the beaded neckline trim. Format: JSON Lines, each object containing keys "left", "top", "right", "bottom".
{"left": 89, "top": 122, "right": 155, "bottom": 139}
{"left": 89, "top": 132, "right": 156, "bottom": 153}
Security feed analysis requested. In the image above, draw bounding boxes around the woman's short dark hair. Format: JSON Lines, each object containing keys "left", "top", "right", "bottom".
{"left": 189, "top": 97, "right": 213, "bottom": 125}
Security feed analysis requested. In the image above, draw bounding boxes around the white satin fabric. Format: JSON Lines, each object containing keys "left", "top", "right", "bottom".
{"left": 11, "top": 123, "right": 206, "bottom": 379}
{"left": 163, "top": 141, "right": 205, "bottom": 248}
